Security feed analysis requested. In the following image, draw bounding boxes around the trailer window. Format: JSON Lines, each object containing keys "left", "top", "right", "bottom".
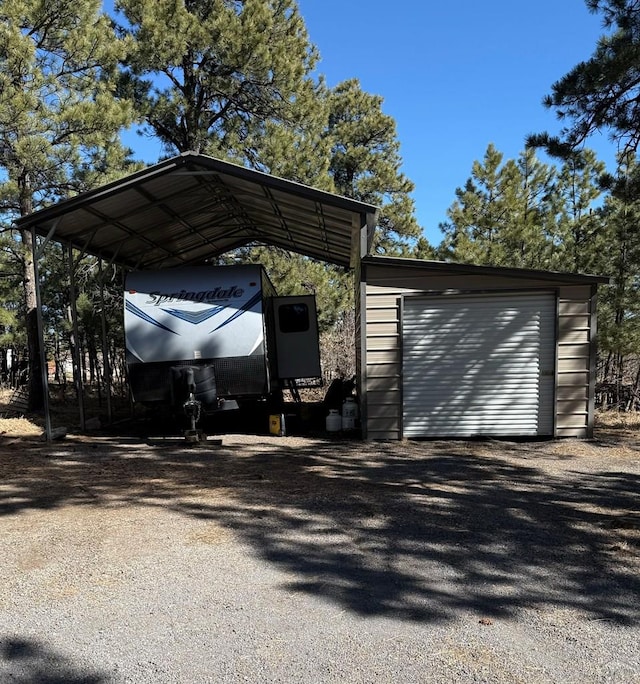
{"left": 278, "top": 303, "right": 310, "bottom": 333}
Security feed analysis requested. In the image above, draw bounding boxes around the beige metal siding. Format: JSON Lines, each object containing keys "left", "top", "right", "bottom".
{"left": 363, "top": 263, "right": 596, "bottom": 440}
{"left": 364, "top": 290, "right": 402, "bottom": 439}
{"left": 557, "top": 292, "right": 593, "bottom": 436}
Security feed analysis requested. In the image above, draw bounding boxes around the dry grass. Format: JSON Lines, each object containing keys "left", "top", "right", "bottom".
{"left": 595, "top": 409, "right": 640, "bottom": 431}
{"left": 0, "top": 388, "right": 43, "bottom": 437}
{"left": 0, "top": 386, "right": 130, "bottom": 438}
{"left": 0, "top": 416, "right": 43, "bottom": 438}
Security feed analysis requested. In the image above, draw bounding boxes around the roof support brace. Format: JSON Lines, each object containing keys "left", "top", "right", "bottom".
{"left": 72, "top": 226, "right": 101, "bottom": 268}
{"left": 36, "top": 220, "right": 60, "bottom": 261}
{"left": 352, "top": 210, "right": 378, "bottom": 267}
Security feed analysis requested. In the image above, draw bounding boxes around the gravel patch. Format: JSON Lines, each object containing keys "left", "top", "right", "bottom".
{"left": 0, "top": 431, "right": 639, "bottom": 682}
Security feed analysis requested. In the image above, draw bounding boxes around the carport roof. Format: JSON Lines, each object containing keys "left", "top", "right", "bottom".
{"left": 16, "top": 152, "right": 379, "bottom": 270}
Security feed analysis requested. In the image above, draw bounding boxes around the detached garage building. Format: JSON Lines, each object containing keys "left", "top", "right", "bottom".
{"left": 358, "top": 256, "right": 609, "bottom": 441}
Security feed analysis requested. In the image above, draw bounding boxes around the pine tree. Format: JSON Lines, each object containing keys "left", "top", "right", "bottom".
{"left": 548, "top": 148, "right": 606, "bottom": 273}
{"left": 0, "top": 229, "right": 24, "bottom": 384}
{"left": 500, "top": 149, "right": 556, "bottom": 268}
{"left": 249, "top": 77, "right": 333, "bottom": 189}
{"left": 325, "top": 79, "right": 422, "bottom": 255}
{"left": 530, "top": 1, "right": 640, "bottom": 154}
{"left": 439, "top": 144, "right": 512, "bottom": 265}
{"left": 116, "top": 0, "right": 318, "bottom": 158}
{"left": 439, "top": 145, "right": 558, "bottom": 269}
{"left": 0, "top": 0, "right": 135, "bottom": 408}
{"left": 595, "top": 153, "right": 640, "bottom": 395}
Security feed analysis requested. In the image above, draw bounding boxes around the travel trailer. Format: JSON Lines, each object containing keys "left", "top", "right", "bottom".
{"left": 124, "top": 264, "right": 321, "bottom": 424}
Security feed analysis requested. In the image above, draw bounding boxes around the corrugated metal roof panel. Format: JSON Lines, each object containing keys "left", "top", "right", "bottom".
{"left": 17, "top": 153, "right": 379, "bottom": 270}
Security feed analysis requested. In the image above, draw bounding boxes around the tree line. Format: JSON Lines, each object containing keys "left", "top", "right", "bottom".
{"left": 0, "top": 0, "right": 639, "bottom": 411}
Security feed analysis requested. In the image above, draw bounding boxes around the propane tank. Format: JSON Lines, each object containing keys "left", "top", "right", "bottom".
{"left": 341, "top": 397, "right": 358, "bottom": 431}
{"left": 326, "top": 409, "right": 341, "bottom": 433}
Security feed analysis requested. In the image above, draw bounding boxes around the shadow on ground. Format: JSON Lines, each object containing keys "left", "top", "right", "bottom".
{"left": 0, "top": 637, "right": 107, "bottom": 683}
{"left": 0, "top": 433, "right": 638, "bottom": 625}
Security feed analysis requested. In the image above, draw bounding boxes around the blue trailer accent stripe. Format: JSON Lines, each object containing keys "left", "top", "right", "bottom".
{"left": 126, "top": 300, "right": 179, "bottom": 335}
{"left": 211, "top": 292, "right": 262, "bottom": 332}
{"left": 164, "top": 306, "right": 225, "bottom": 324}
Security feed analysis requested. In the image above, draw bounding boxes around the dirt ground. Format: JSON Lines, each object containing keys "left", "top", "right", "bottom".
{"left": 0, "top": 398, "right": 639, "bottom": 681}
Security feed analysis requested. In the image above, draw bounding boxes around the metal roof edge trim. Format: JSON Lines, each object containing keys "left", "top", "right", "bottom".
{"left": 16, "top": 152, "right": 379, "bottom": 230}
{"left": 361, "top": 255, "right": 611, "bottom": 285}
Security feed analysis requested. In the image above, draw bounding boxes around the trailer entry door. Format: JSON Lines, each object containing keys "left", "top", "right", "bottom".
{"left": 273, "top": 295, "right": 321, "bottom": 382}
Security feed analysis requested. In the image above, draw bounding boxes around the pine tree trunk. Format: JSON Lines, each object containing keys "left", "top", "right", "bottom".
{"left": 604, "top": 351, "right": 613, "bottom": 383}
{"left": 18, "top": 165, "right": 45, "bottom": 412}
{"left": 20, "top": 228, "right": 44, "bottom": 411}
{"left": 80, "top": 335, "right": 87, "bottom": 385}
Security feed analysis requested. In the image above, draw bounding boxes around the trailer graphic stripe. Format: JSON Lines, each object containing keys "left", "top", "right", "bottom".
{"left": 126, "top": 300, "right": 179, "bottom": 335}
{"left": 164, "top": 306, "right": 225, "bottom": 324}
{"left": 211, "top": 292, "right": 262, "bottom": 332}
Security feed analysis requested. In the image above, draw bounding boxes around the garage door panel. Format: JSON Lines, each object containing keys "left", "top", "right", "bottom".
{"left": 402, "top": 293, "right": 555, "bottom": 438}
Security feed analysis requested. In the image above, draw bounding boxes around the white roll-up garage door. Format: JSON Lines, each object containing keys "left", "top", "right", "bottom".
{"left": 402, "top": 292, "right": 555, "bottom": 437}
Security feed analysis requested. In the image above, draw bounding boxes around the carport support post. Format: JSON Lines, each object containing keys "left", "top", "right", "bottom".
{"left": 31, "top": 225, "right": 53, "bottom": 441}
{"left": 67, "top": 244, "right": 86, "bottom": 432}
{"left": 355, "top": 210, "right": 378, "bottom": 440}
{"left": 99, "top": 259, "right": 113, "bottom": 424}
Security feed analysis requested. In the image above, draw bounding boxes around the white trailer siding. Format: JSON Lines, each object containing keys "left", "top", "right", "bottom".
{"left": 124, "top": 264, "right": 276, "bottom": 404}
{"left": 125, "top": 265, "right": 267, "bottom": 364}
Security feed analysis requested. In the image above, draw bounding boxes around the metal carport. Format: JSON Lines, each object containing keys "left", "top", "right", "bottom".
{"left": 16, "top": 152, "right": 379, "bottom": 439}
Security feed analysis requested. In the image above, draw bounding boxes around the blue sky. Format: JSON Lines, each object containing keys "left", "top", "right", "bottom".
{"left": 120, "top": 1, "right": 615, "bottom": 247}
{"left": 296, "top": 0, "right": 615, "bottom": 245}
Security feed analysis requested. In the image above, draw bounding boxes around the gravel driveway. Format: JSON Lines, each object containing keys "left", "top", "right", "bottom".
{"left": 0, "top": 430, "right": 639, "bottom": 683}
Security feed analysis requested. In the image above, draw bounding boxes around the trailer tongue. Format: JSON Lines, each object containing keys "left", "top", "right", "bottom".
{"left": 124, "top": 264, "right": 321, "bottom": 439}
